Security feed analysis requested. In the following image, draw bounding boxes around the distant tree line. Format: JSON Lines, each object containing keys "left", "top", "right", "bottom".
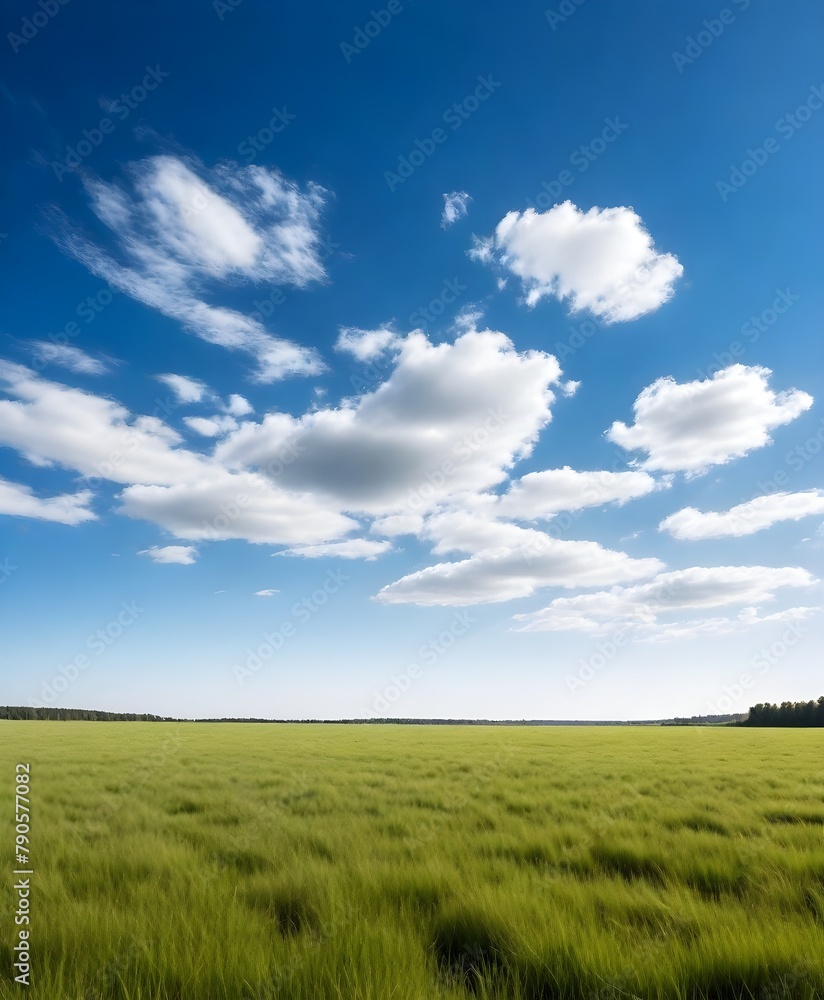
{"left": 0, "top": 706, "right": 173, "bottom": 721}
{"left": 738, "top": 698, "right": 824, "bottom": 727}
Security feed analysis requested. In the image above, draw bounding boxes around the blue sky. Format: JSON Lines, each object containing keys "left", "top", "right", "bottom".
{"left": 1, "top": 0, "right": 822, "bottom": 720}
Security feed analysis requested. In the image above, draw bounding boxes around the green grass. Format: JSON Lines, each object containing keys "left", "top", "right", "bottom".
{"left": 1, "top": 723, "right": 823, "bottom": 999}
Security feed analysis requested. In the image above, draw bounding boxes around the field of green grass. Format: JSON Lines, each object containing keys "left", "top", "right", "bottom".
{"left": 1, "top": 722, "right": 823, "bottom": 999}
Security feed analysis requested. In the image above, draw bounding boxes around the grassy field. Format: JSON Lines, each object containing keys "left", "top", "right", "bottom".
{"left": 1, "top": 722, "right": 823, "bottom": 999}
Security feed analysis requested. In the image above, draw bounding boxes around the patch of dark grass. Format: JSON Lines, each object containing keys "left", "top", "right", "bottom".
{"left": 165, "top": 798, "right": 204, "bottom": 815}
{"left": 683, "top": 861, "right": 748, "bottom": 899}
{"left": 670, "top": 813, "right": 730, "bottom": 836}
{"left": 590, "top": 842, "right": 667, "bottom": 884}
{"left": 431, "top": 907, "right": 510, "bottom": 993}
{"left": 765, "top": 810, "right": 824, "bottom": 826}
{"left": 245, "top": 885, "right": 321, "bottom": 937}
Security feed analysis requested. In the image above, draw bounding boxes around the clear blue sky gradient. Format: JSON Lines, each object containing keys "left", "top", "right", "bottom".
{"left": 1, "top": 0, "right": 822, "bottom": 719}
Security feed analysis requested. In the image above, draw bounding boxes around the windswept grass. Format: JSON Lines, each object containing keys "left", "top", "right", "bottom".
{"left": 0, "top": 723, "right": 822, "bottom": 999}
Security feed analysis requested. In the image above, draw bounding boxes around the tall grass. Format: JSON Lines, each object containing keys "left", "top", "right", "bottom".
{"left": 1, "top": 723, "right": 822, "bottom": 999}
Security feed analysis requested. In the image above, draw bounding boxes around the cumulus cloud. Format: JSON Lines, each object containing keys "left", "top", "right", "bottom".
{"left": 0, "top": 362, "right": 206, "bottom": 483}
{"left": 471, "top": 202, "right": 683, "bottom": 321}
{"left": 0, "top": 362, "right": 356, "bottom": 548}
{"left": 156, "top": 373, "right": 209, "bottom": 404}
{"left": 608, "top": 365, "right": 813, "bottom": 474}
{"left": 514, "top": 565, "right": 817, "bottom": 635}
{"left": 224, "top": 394, "right": 253, "bottom": 417}
{"left": 119, "top": 472, "right": 357, "bottom": 546}
{"left": 138, "top": 544, "right": 198, "bottom": 565}
{"left": 0, "top": 328, "right": 704, "bottom": 606}
{"left": 0, "top": 477, "right": 96, "bottom": 525}
{"left": 29, "top": 341, "right": 109, "bottom": 376}
{"left": 441, "top": 191, "right": 471, "bottom": 228}
{"left": 0, "top": 361, "right": 208, "bottom": 486}
{"left": 183, "top": 415, "right": 239, "bottom": 438}
{"left": 334, "top": 325, "right": 403, "bottom": 361}
{"left": 375, "top": 511, "right": 663, "bottom": 605}
{"left": 52, "top": 155, "right": 329, "bottom": 381}
{"left": 216, "top": 328, "right": 563, "bottom": 515}
{"left": 279, "top": 538, "right": 393, "bottom": 560}
{"left": 661, "top": 490, "right": 824, "bottom": 540}
{"left": 497, "top": 467, "right": 662, "bottom": 521}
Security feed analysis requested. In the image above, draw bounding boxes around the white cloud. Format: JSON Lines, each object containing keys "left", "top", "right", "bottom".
{"left": 334, "top": 325, "right": 402, "bottom": 361}
{"left": 216, "top": 328, "right": 563, "bottom": 515}
{"left": 514, "top": 565, "right": 817, "bottom": 634}
{"left": 279, "top": 538, "right": 393, "bottom": 560}
{"left": 157, "top": 373, "right": 209, "bottom": 404}
{"left": 183, "top": 415, "right": 239, "bottom": 438}
{"left": 0, "top": 477, "right": 96, "bottom": 525}
{"left": 661, "top": 490, "right": 824, "bottom": 540}
{"left": 441, "top": 191, "right": 471, "bottom": 228}
{"left": 607, "top": 365, "right": 813, "bottom": 474}
{"left": 0, "top": 362, "right": 356, "bottom": 549}
{"left": 254, "top": 588, "right": 280, "bottom": 597}
{"left": 375, "top": 510, "right": 663, "bottom": 605}
{"left": 29, "top": 341, "right": 109, "bottom": 376}
{"left": 636, "top": 606, "right": 818, "bottom": 642}
{"left": 0, "top": 362, "right": 208, "bottom": 486}
{"left": 139, "top": 544, "right": 198, "bottom": 565}
{"left": 119, "top": 471, "right": 357, "bottom": 546}
{"left": 471, "top": 202, "right": 683, "bottom": 321}
{"left": 497, "top": 467, "right": 661, "bottom": 521}
{"left": 53, "top": 155, "right": 329, "bottom": 381}
{"left": 224, "top": 394, "right": 253, "bottom": 417}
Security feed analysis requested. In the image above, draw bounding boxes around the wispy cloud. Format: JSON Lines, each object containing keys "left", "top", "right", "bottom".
{"left": 52, "top": 155, "right": 330, "bottom": 381}
{"left": 0, "top": 476, "right": 96, "bottom": 525}
{"left": 156, "top": 373, "right": 210, "bottom": 403}
{"left": 29, "top": 341, "right": 110, "bottom": 375}
{"left": 661, "top": 490, "right": 824, "bottom": 540}
{"left": 514, "top": 566, "right": 817, "bottom": 635}
{"left": 441, "top": 190, "right": 471, "bottom": 228}
{"left": 139, "top": 544, "right": 198, "bottom": 565}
